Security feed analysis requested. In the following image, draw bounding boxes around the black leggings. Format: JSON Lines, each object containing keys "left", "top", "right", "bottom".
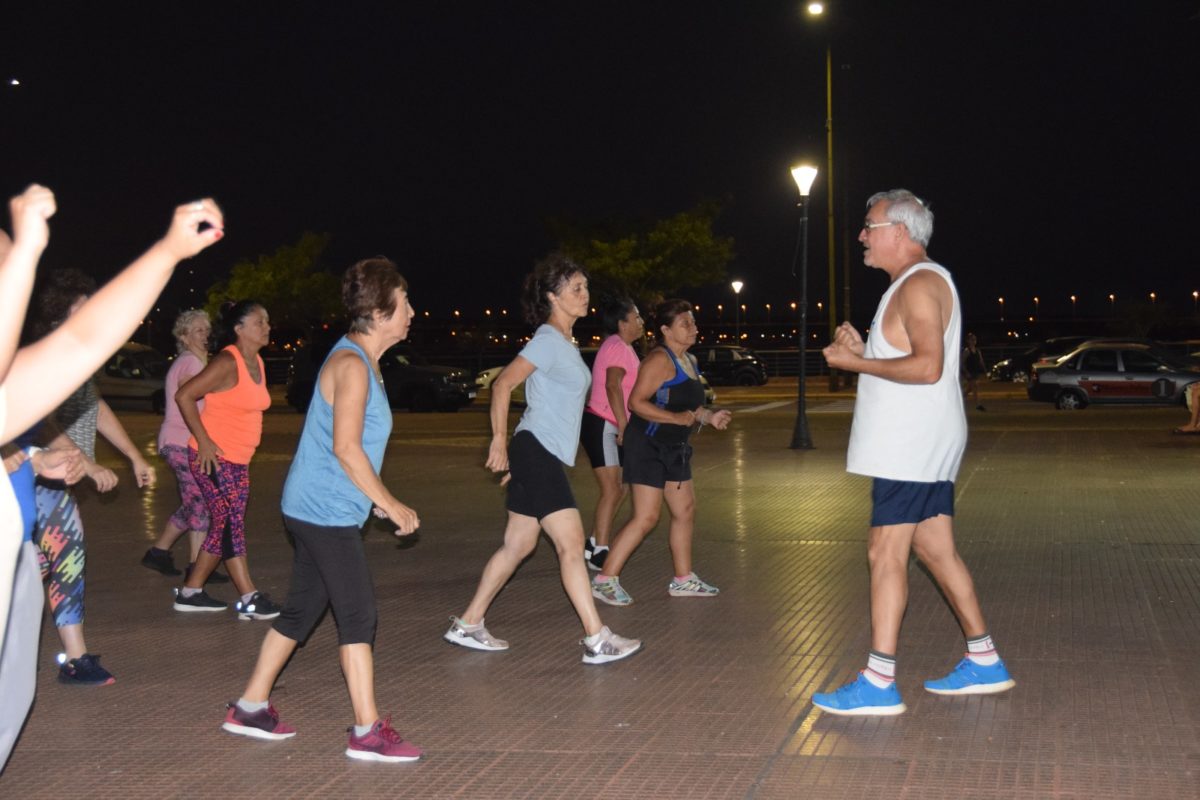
{"left": 274, "top": 515, "right": 377, "bottom": 646}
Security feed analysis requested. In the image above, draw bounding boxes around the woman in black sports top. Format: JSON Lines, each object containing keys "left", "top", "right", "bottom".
{"left": 590, "top": 299, "right": 731, "bottom": 607}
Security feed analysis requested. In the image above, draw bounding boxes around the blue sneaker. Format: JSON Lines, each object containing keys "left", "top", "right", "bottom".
{"left": 924, "top": 658, "right": 1016, "bottom": 695}
{"left": 812, "top": 672, "right": 906, "bottom": 716}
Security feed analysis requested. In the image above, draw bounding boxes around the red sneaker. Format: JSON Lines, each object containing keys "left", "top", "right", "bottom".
{"left": 221, "top": 701, "right": 297, "bottom": 740}
{"left": 346, "top": 716, "right": 423, "bottom": 762}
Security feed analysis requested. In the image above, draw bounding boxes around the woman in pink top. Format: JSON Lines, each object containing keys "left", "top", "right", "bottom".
{"left": 142, "top": 309, "right": 222, "bottom": 579}
{"left": 173, "top": 300, "right": 278, "bottom": 620}
{"left": 579, "top": 296, "right": 643, "bottom": 571}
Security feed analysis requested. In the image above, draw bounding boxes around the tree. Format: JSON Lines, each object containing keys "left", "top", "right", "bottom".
{"left": 205, "top": 232, "right": 342, "bottom": 329}
{"left": 554, "top": 202, "right": 735, "bottom": 306}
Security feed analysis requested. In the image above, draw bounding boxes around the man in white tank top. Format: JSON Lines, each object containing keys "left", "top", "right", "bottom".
{"left": 812, "top": 190, "right": 1015, "bottom": 716}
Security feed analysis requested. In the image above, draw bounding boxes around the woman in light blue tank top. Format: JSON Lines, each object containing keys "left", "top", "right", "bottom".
{"left": 222, "top": 258, "right": 425, "bottom": 762}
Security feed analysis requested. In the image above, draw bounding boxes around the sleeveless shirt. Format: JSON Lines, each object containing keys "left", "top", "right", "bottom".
{"left": 846, "top": 262, "right": 967, "bottom": 482}
{"left": 189, "top": 345, "right": 271, "bottom": 465}
{"left": 627, "top": 348, "right": 705, "bottom": 445}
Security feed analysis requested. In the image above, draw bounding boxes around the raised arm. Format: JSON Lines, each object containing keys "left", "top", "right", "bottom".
{"left": 0, "top": 185, "right": 56, "bottom": 382}
{"left": 0, "top": 198, "right": 224, "bottom": 440}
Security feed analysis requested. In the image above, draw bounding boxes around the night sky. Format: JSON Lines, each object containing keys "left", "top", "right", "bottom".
{"left": 3, "top": 2, "right": 1198, "bottom": 330}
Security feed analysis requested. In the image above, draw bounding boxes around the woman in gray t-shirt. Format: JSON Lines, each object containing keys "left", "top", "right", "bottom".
{"left": 443, "top": 254, "right": 642, "bottom": 665}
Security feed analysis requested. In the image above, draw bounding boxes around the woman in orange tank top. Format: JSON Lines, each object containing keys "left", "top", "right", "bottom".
{"left": 173, "top": 300, "right": 279, "bottom": 620}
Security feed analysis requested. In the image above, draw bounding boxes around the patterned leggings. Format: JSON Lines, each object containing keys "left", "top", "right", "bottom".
{"left": 188, "top": 449, "right": 251, "bottom": 558}
{"left": 34, "top": 485, "right": 86, "bottom": 628}
{"left": 161, "top": 444, "right": 209, "bottom": 533}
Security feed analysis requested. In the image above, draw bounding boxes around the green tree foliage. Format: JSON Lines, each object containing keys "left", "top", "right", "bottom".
{"left": 205, "top": 232, "right": 342, "bottom": 328}
{"left": 555, "top": 202, "right": 735, "bottom": 306}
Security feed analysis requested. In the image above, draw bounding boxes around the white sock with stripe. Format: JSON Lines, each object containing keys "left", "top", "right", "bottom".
{"left": 965, "top": 633, "right": 1000, "bottom": 666}
{"left": 863, "top": 650, "right": 896, "bottom": 689}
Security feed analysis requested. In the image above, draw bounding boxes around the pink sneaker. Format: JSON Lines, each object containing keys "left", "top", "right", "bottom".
{"left": 221, "top": 701, "right": 297, "bottom": 740}
{"left": 346, "top": 716, "right": 423, "bottom": 763}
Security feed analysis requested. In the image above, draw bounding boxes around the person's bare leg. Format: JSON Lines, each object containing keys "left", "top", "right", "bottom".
{"left": 187, "top": 529, "right": 204, "bottom": 562}
{"left": 598, "top": 484, "right": 662, "bottom": 578}
{"left": 242, "top": 628, "right": 299, "bottom": 702}
{"left": 153, "top": 519, "right": 187, "bottom": 551}
{"left": 57, "top": 623, "right": 87, "bottom": 660}
{"left": 911, "top": 514, "right": 987, "bottom": 638}
{"left": 540, "top": 508, "right": 602, "bottom": 636}
{"left": 189, "top": 552, "right": 253, "bottom": 595}
{"left": 662, "top": 480, "right": 696, "bottom": 577}
{"left": 340, "top": 643, "right": 379, "bottom": 727}
{"left": 460, "top": 512, "right": 540, "bottom": 625}
{"left": 867, "top": 523, "right": 918, "bottom": 655}
{"left": 590, "top": 466, "right": 627, "bottom": 547}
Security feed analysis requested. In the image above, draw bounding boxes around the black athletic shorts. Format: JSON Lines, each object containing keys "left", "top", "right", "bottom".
{"left": 622, "top": 425, "right": 692, "bottom": 489}
{"left": 506, "top": 431, "right": 577, "bottom": 520}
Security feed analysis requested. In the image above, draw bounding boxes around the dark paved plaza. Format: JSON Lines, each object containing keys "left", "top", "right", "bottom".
{"left": 2, "top": 384, "right": 1198, "bottom": 798}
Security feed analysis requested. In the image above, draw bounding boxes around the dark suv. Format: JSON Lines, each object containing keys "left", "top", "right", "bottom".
{"left": 286, "top": 342, "right": 475, "bottom": 413}
{"left": 692, "top": 345, "right": 768, "bottom": 386}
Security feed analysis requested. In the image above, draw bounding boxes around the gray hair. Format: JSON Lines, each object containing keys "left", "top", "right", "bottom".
{"left": 172, "top": 308, "right": 210, "bottom": 353}
{"left": 866, "top": 189, "right": 934, "bottom": 247}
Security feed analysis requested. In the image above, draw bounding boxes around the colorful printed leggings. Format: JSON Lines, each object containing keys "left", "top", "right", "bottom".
{"left": 188, "top": 449, "right": 251, "bottom": 558}
{"left": 160, "top": 444, "right": 210, "bottom": 533}
{"left": 34, "top": 486, "right": 86, "bottom": 628}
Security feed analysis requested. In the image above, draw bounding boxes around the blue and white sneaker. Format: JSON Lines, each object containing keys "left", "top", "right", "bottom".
{"left": 812, "top": 672, "right": 906, "bottom": 716}
{"left": 924, "top": 658, "right": 1015, "bottom": 695}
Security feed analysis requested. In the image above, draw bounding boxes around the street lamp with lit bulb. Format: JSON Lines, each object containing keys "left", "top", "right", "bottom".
{"left": 731, "top": 280, "right": 744, "bottom": 339}
{"left": 789, "top": 164, "right": 818, "bottom": 450}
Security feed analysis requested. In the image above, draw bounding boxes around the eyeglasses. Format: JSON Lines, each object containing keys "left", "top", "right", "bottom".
{"left": 862, "top": 220, "right": 901, "bottom": 232}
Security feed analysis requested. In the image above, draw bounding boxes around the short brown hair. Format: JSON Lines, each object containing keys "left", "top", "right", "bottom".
{"left": 343, "top": 257, "right": 409, "bottom": 333}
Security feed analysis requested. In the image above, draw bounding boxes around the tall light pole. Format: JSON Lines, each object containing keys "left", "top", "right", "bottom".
{"left": 790, "top": 164, "right": 818, "bottom": 450}
{"left": 1070, "top": 294, "right": 1077, "bottom": 319}
{"left": 731, "top": 280, "right": 744, "bottom": 340}
{"left": 806, "top": 1, "right": 838, "bottom": 390}
{"left": 998, "top": 296, "right": 1005, "bottom": 321}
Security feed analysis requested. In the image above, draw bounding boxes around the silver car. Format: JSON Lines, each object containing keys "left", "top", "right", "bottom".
{"left": 1028, "top": 343, "right": 1200, "bottom": 410}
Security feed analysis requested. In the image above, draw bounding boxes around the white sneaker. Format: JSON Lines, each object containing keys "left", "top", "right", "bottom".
{"left": 581, "top": 626, "right": 642, "bottom": 665}
{"left": 443, "top": 616, "right": 509, "bottom": 651}
{"left": 668, "top": 572, "right": 719, "bottom": 598}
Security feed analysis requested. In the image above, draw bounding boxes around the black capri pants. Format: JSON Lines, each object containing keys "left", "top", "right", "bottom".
{"left": 274, "top": 515, "right": 377, "bottom": 646}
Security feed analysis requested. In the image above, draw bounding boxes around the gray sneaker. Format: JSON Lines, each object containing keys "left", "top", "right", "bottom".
{"left": 443, "top": 616, "right": 509, "bottom": 651}
{"left": 591, "top": 576, "right": 633, "bottom": 606}
{"left": 667, "top": 572, "right": 719, "bottom": 598}
{"left": 581, "top": 626, "right": 642, "bottom": 665}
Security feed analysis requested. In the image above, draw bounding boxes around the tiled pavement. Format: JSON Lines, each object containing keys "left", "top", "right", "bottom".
{"left": 3, "top": 386, "right": 1198, "bottom": 798}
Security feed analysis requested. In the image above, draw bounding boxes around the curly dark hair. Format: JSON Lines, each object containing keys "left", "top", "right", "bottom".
{"left": 343, "top": 257, "right": 409, "bottom": 333}
{"left": 651, "top": 298, "right": 693, "bottom": 343}
{"left": 520, "top": 252, "right": 587, "bottom": 325}
{"left": 33, "top": 269, "right": 97, "bottom": 337}
{"left": 213, "top": 299, "right": 265, "bottom": 349}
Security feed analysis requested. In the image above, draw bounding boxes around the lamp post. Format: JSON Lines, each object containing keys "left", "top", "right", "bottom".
{"left": 1193, "top": 291, "right": 1198, "bottom": 313}
{"left": 731, "top": 281, "right": 744, "bottom": 340}
{"left": 1070, "top": 294, "right": 1077, "bottom": 319}
{"left": 1033, "top": 296, "right": 1040, "bottom": 318}
{"left": 1109, "top": 293, "right": 1115, "bottom": 313}
{"left": 998, "top": 296, "right": 1005, "bottom": 321}
{"left": 789, "top": 164, "right": 818, "bottom": 450}
{"left": 806, "top": 1, "right": 839, "bottom": 390}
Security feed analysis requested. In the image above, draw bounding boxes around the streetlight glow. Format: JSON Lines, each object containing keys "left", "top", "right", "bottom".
{"left": 791, "top": 165, "right": 818, "bottom": 197}
{"left": 806, "top": 2, "right": 825, "bottom": 15}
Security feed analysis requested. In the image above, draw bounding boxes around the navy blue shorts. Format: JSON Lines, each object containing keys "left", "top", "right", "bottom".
{"left": 870, "top": 478, "right": 955, "bottom": 526}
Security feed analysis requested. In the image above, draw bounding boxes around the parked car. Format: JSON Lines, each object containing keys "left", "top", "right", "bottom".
{"left": 94, "top": 342, "right": 168, "bottom": 412}
{"left": 287, "top": 343, "right": 475, "bottom": 413}
{"left": 1028, "top": 343, "right": 1200, "bottom": 410}
{"left": 989, "top": 336, "right": 1093, "bottom": 383}
{"left": 692, "top": 345, "right": 768, "bottom": 386}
